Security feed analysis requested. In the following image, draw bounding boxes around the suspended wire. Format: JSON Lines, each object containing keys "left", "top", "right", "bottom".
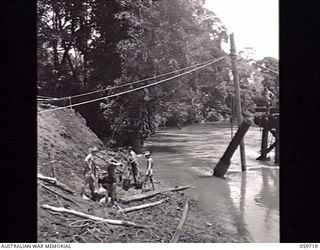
{"left": 37, "top": 57, "right": 225, "bottom": 101}
{"left": 37, "top": 95, "right": 54, "bottom": 99}
{"left": 234, "top": 53, "right": 279, "bottom": 75}
{"left": 252, "top": 61, "right": 279, "bottom": 75}
{"left": 38, "top": 56, "right": 226, "bottom": 114}
{"left": 39, "top": 56, "right": 226, "bottom": 113}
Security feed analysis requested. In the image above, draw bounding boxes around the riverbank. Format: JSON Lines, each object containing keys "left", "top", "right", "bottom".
{"left": 38, "top": 106, "right": 249, "bottom": 243}
{"left": 39, "top": 181, "right": 247, "bottom": 243}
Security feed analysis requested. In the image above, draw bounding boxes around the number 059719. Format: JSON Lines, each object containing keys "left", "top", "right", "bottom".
{"left": 300, "top": 244, "right": 318, "bottom": 248}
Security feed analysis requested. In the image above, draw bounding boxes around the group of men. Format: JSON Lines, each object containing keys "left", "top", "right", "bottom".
{"left": 81, "top": 146, "right": 155, "bottom": 207}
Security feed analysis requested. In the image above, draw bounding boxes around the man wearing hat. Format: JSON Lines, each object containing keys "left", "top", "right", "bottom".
{"left": 143, "top": 151, "right": 155, "bottom": 191}
{"left": 81, "top": 146, "right": 100, "bottom": 200}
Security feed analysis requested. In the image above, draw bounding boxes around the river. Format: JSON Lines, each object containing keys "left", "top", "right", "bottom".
{"left": 141, "top": 121, "right": 279, "bottom": 243}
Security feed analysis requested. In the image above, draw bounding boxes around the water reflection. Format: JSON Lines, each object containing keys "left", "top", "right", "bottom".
{"left": 256, "top": 168, "right": 279, "bottom": 211}
{"left": 240, "top": 172, "right": 247, "bottom": 215}
{"left": 145, "top": 122, "right": 279, "bottom": 242}
{"left": 215, "top": 174, "right": 252, "bottom": 242}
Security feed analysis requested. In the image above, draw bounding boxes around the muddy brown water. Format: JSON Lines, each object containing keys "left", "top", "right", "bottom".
{"left": 139, "top": 121, "right": 279, "bottom": 243}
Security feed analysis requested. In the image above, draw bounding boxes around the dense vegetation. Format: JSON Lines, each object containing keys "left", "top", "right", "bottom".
{"left": 37, "top": 0, "right": 278, "bottom": 147}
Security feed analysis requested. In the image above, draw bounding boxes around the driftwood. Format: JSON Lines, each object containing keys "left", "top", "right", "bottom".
{"left": 116, "top": 198, "right": 168, "bottom": 214}
{"left": 41, "top": 204, "right": 147, "bottom": 228}
{"left": 119, "top": 185, "right": 192, "bottom": 204}
{"left": 37, "top": 174, "right": 75, "bottom": 195}
{"left": 171, "top": 200, "right": 189, "bottom": 243}
{"left": 39, "top": 182, "right": 80, "bottom": 207}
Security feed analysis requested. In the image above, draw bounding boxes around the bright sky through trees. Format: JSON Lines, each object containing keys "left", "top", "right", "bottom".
{"left": 205, "top": 0, "right": 279, "bottom": 59}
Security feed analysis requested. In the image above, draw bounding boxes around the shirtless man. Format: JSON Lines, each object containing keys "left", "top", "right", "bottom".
{"left": 128, "top": 146, "right": 140, "bottom": 184}
{"left": 81, "top": 146, "right": 100, "bottom": 201}
{"left": 142, "top": 151, "right": 155, "bottom": 191}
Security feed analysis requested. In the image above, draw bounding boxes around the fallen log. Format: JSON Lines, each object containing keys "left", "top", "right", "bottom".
{"left": 171, "top": 200, "right": 189, "bottom": 243}
{"left": 39, "top": 182, "right": 80, "bottom": 207}
{"left": 41, "top": 204, "right": 147, "bottom": 228}
{"left": 119, "top": 185, "right": 192, "bottom": 204}
{"left": 117, "top": 198, "right": 168, "bottom": 214}
{"left": 37, "top": 174, "right": 75, "bottom": 195}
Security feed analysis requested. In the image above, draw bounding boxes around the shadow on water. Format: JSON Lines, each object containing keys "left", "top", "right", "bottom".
{"left": 255, "top": 168, "right": 279, "bottom": 211}
{"left": 145, "top": 121, "right": 279, "bottom": 242}
{"left": 198, "top": 175, "right": 216, "bottom": 178}
{"left": 145, "top": 145, "right": 183, "bottom": 154}
{"left": 212, "top": 174, "right": 253, "bottom": 242}
{"left": 148, "top": 137, "right": 189, "bottom": 143}
{"left": 150, "top": 132, "right": 188, "bottom": 138}
{"left": 193, "top": 169, "right": 278, "bottom": 242}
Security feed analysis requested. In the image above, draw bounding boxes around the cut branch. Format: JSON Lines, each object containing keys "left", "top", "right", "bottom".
{"left": 41, "top": 204, "right": 147, "bottom": 228}
{"left": 37, "top": 174, "right": 76, "bottom": 195}
{"left": 119, "top": 185, "right": 192, "bottom": 204}
{"left": 171, "top": 200, "right": 189, "bottom": 243}
{"left": 117, "top": 198, "right": 168, "bottom": 214}
{"left": 39, "top": 182, "right": 80, "bottom": 207}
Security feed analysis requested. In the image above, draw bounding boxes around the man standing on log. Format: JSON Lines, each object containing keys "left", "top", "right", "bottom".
{"left": 81, "top": 146, "right": 100, "bottom": 201}
{"left": 142, "top": 151, "right": 155, "bottom": 191}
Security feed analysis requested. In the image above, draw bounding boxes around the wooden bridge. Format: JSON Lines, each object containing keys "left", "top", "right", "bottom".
{"left": 254, "top": 107, "right": 279, "bottom": 164}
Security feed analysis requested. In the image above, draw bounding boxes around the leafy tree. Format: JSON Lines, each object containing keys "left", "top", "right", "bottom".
{"left": 37, "top": 0, "right": 130, "bottom": 138}
{"left": 255, "top": 57, "right": 279, "bottom": 103}
{"left": 38, "top": 0, "right": 273, "bottom": 147}
{"left": 105, "top": 0, "right": 229, "bottom": 145}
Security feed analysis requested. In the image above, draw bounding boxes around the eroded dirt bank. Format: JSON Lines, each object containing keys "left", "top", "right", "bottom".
{"left": 37, "top": 105, "right": 248, "bottom": 243}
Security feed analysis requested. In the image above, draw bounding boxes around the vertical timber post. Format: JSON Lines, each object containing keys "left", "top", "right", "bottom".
{"left": 230, "top": 33, "right": 246, "bottom": 171}
{"left": 275, "top": 130, "right": 279, "bottom": 164}
{"left": 69, "top": 96, "right": 72, "bottom": 109}
{"left": 260, "top": 127, "right": 269, "bottom": 160}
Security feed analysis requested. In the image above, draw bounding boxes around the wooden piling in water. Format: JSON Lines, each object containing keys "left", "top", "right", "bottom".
{"left": 274, "top": 130, "right": 279, "bottom": 164}
{"left": 254, "top": 114, "right": 279, "bottom": 164}
{"left": 213, "top": 119, "right": 251, "bottom": 177}
{"left": 257, "top": 128, "right": 269, "bottom": 161}
{"left": 230, "top": 33, "right": 247, "bottom": 171}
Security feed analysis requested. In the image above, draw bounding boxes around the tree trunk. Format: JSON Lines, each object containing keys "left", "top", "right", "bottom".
{"left": 37, "top": 174, "right": 76, "bottom": 195}
{"left": 38, "top": 182, "right": 80, "bottom": 207}
{"left": 61, "top": 40, "right": 80, "bottom": 84}
{"left": 171, "top": 200, "right": 189, "bottom": 243}
{"left": 41, "top": 204, "right": 147, "bottom": 228}
{"left": 52, "top": 39, "right": 59, "bottom": 70}
{"left": 116, "top": 198, "right": 167, "bottom": 214}
{"left": 119, "top": 185, "right": 192, "bottom": 204}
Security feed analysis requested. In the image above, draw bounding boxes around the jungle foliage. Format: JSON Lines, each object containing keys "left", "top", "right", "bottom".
{"left": 37, "top": 0, "right": 279, "bottom": 147}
